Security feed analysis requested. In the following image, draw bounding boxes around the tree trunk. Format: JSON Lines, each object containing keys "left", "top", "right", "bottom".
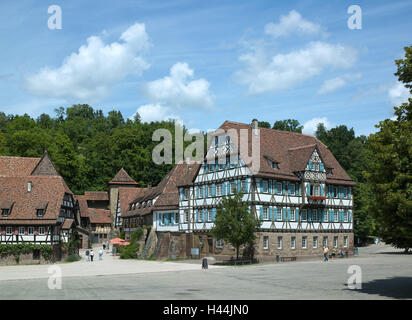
{"left": 236, "top": 246, "right": 239, "bottom": 259}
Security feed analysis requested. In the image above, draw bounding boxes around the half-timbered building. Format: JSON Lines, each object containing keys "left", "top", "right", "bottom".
{"left": 157, "top": 119, "right": 355, "bottom": 260}
{"left": 0, "top": 152, "right": 76, "bottom": 245}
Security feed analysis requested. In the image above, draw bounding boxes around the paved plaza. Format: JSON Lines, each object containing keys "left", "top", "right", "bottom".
{"left": 0, "top": 244, "right": 411, "bottom": 300}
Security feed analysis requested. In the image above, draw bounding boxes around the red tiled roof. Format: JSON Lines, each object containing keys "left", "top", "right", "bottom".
{"left": 108, "top": 168, "right": 138, "bottom": 185}
{"left": 0, "top": 176, "right": 72, "bottom": 224}
{"left": 0, "top": 154, "right": 74, "bottom": 226}
{"left": 118, "top": 187, "right": 147, "bottom": 218}
{"left": 61, "top": 218, "right": 74, "bottom": 230}
{"left": 88, "top": 208, "right": 111, "bottom": 224}
{"left": 0, "top": 156, "right": 41, "bottom": 177}
{"left": 75, "top": 195, "right": 89, "bottom": 218}
{"left": 216, "top": 121, "right": 355, "bottom": 185}
{"left": 83, "top": 191, "right": 109, "bottom": 201}
{"left": 124, "top": 162, "right": 199, "bottom": 218}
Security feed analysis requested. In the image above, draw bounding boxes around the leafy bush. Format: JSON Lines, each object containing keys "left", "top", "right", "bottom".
{"left": 119, "top": 243, "right": 140, "bottom": 259}
{"left": 130, "top": 228, "right": 143, "bottom": 243}
{"left": 0, "top": 244, "right": 53, "bottom": 263}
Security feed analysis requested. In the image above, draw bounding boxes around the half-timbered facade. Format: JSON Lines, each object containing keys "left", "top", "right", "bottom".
{"left": 0, "top": 152, "right": 76, "bottom": 245}
{"left": 162, "top": 119, "right": 355, "bottom": 260}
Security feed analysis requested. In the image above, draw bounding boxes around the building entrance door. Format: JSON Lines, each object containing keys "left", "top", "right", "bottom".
{"left": 208, "top": 237, "right": 213, "bottom": 254}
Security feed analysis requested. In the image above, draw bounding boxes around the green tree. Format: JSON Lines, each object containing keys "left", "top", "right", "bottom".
{"left": 365, "top": 46, "right": 412, "bottom": 252}
{"left": 258, "top": 121, "right": 271, "bottom": 128}
{"left": 272, "top": 119, "right": 303, "bottom": 133}
{"left": 211, "top": 192, "right": 260, "bottom": 259}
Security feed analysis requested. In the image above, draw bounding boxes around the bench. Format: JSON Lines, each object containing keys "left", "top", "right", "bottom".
{"left": 280, "top": 256, "right": 297, "bottom": 262}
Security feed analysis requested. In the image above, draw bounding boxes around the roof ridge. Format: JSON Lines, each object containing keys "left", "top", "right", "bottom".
{"left": 288, "top": 144, "right": 317, "bottom": 151}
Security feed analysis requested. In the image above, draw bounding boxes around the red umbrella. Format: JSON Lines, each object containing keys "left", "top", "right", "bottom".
{"left": 110, "top": 238, "right": 125, "bottom": 244}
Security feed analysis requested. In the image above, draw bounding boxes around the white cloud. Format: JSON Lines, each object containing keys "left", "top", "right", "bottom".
{"left": 25, "top": 23, "right": 150, "bottom": 102}
{"left": 133, "top": 103, "right": 181, "bottom": 123}
{"left": 143, "top": 62, "right": 214, "bottom": 109}
{"left": 235, "top": 41, "right": 357, "bottom": 94}
{"left": 388, "top": 82, "right": 411, "bottom": 105}
{"left": 302, "top": 117, "right": 334, "bottom": 135}
{"left": 264, "top": 10, "right": 327, "bottom": 38}
{"left": 318, "top": 73, "right": 362, "bottom": 94}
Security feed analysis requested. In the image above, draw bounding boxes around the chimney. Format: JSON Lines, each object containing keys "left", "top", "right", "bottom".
{"left": 252, "top": 119, "right": 258, "bottom": 129}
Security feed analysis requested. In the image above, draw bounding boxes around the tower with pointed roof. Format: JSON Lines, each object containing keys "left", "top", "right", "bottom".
{"left": 108, "top": 168, "right": 138, "bottom": 229}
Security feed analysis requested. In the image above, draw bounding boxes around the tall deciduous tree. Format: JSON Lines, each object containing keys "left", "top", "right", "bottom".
{"left": 272, "top": 119, "right": 303, "bottom": 133}
{"left": 365, "top": 45, "right": 412, "bottom": 252}
{"left": 211, "top": 192, "right": 260, "bottom": 259}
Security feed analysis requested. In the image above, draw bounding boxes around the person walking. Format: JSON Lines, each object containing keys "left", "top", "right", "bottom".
{"left": 102, "top": 242, "right": 106, "bottom": 250}
{"left": 90, "top": 249, "right": 94, "bottom": 262}
{"left": 323, "top": 246, "right": 329, "bottom": 262}
{"left": 99, "top": 248, "right": 103, "bottom": 261}
{"left": 85, "top": 249, "right": 90, "bottom": 261}
{"left": 202, "top": 257, "right": 208, "bottom": 270}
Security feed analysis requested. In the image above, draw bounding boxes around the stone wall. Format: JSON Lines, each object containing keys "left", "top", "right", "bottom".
{"left": 151, "top": 231, "right": 354, "bottom": 262}
{"left": 0, "top": 244, "right": 65, "bottom": 265}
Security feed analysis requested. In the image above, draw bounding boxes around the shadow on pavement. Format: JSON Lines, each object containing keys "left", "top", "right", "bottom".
{"left": 345, "top": 277, "right": 412, "bottom": 299}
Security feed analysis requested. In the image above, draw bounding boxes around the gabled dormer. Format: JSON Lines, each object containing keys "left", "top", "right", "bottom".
{"left": 306, "top": 148, "right": 325, "bottom": 172}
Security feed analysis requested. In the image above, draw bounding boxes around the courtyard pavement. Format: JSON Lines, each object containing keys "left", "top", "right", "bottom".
{"left": 0, "top": 243, "right": 411, "bottom": 300}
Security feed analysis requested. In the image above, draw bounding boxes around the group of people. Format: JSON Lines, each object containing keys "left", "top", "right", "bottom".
{"left": 323, "top": 246, "right": 346, "bottom": 262}
{"left": 84, "top": 241, "right": 110, "bottom": 262}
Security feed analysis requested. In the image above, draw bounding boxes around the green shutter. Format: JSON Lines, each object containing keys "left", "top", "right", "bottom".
{"left": 212, "top": 184, "right": 216, "bottom": 197}
{"left": 259, "top": 206, "right": 263, "bottom": 220}
{"left": 296, "top": 208, "right": 299, "bottom": 221}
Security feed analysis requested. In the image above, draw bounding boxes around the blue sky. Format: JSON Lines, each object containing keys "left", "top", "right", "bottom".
{"left": 0, "top": 0, "right": 411, "bottom": 136}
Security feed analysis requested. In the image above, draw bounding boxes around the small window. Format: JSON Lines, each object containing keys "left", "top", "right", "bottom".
{"left": 230, "top": 181, "right": 237, "bottom": 194}
{"left": 216, "top": 239, "right": 223, "bottom": 248}
{"left": 2, "top": 209, "right": 10, "bottom": 217}
{"left": 290, "top": 208, "right": 296, "bottom": 221}
{"left": 6, "top": 227, "right": 12, "bottom": 235}
{"left": 313, "top": 236, "right": 318, "bottom": 249}
{"left": 323, "top": 236, "right": 328, "bottom": 248}
{"left": 277, "top": 236, "right": 283, "bottom": 249}
{"left": 185, "top": 210, "right": 190, "bottom": 223}
{"left": 334, "top": 210, "right": 338, "bottom": 222}
{"left": 37, "top": 209, "right": 45, "bottom": 217}
{"left": 276, "top": 182, "right": 282, "bottom": 195}
{"left": 262, "top": 207, "right": 268, "bottom": 220}
{"left": 291, "top": 236, "right": 296, "bottom": 249}
{"left": 344, "top": 210, "right": 349, "bottom": 222}
{"left": 216, "top": 184, "right": 222, "bottom": 196}
{"left": 313, "top": 209, "right": 318, "bottom": 221}
{"left": 263, "top": 236, "right": 269, "bottom": 249}
{"left": 261, "top": 181, "right": 268, "bottom": 193}
{"left": 344, "top": 236, "right": 348, "bottom": 248}
{"left": 333, "top": 236, "right": 338, "bottom": 248}
{"left": 302, "top": 236, "right": 307, "bottom": 249}
{"left": 39, "top": 227, "right": 45, "bottom": 235}
{"left": 301, "top": 209, "right": 307, "bottom": 221}
{"left": 19, "top": 227, "right": 25, "bottom": 234}
{"left": 276, "top": 207, "right": 282, "bottom": 221}
{"left": 28, "top": 227, "right": 34, "bottom": 235}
